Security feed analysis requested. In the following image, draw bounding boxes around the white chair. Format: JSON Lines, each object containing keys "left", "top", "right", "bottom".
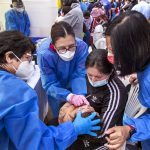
{"left": 125, "top": 84, "right": 147, "bottom": 119}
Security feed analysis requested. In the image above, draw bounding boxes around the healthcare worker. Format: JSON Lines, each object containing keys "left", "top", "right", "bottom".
{"left": 0, "top": 30, "right": 101, "bottom": 150}
{"left": 37, "top": 21, "right": 89, "bottom": 117}
{"left": 104, "top": 11, "right": 150, "bottom": 150}
{"left": 5, "top": 0, "right": 30, "bottom": 36}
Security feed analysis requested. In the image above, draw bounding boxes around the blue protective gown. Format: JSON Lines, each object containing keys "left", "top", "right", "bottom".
{"left": 5, "top": 9, "right": 30, "bottom": 36}
{"left": 124, "top": 64, "right": 150, "bottom": 145}
{"left": 37, "top": 38, "right": 88, "bottom": 117}
{"left": 0, "top": 70, "right": 77, "bottom": 150}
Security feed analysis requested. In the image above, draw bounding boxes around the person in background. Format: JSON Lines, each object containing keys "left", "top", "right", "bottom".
{"left": 62, "top": 0, "right": 84, "bottom": 39}
{"left": 87, "top": 0, "right": 96, "bottom": 12}
{"left": 132, "top": 0, "right": 150, "bottom": 22}
{"left": 90, "top": 2, "right": 106, "bottom": 32}
{"left": 55, "top": 6, "right": 71, "bottom": 22}
{"left": 79, "top": 0, "right": 89, "bottom": 12}
{"left": 104, "top": 11, "right": 150, "bottom": 150}
{"left": 83, "top": 11, "right": 93, "bottom": 45}
{"left": 85, "top": 49, "right": 127, "bottom": 149}
{"left": 110, "top": 0, "right": 118, "bottom": 20}
{"left": 67, "top": 49, "right": 127, "bottom": 150}
{"left": 100, "top": 0, "right": 112, "bottom": 18}
{"left": 37, "top": 21, "right": 89, "bottom": 117}
{"left": 83, "top": 10, "right": 93, "bottom": 31}
{"left": 5, "top": 0, "right": 30, "bottom": 36}
{"left": 0, "top": 30, "right": 101, "bottom": 150}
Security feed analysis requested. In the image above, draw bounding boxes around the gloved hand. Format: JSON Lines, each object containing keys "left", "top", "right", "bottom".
{"left": 68, "top": 94, "right": 89, "bottom": 106}
{"left": 73, "top": 111, "right": 101, "bottom": 136}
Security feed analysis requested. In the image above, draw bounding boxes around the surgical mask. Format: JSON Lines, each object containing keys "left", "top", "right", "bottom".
{"left": 57, "top": 50, "right": 75, "bottom": 61}
{"left": 14, "top": 7, "right": 24, "bottom": 13}
{"left": 11, "top": 52, "right": 35, "bottom": 80}
{"left": 88, "top": 76, "right": 108, "bottom": 87}
{"left": 107, "top": 50, "right": 114, "bottom": 64}
{"left": 107, "top": 55, "right": 114, "bottom": 64}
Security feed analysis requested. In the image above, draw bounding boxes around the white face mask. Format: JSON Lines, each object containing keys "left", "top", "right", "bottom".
{"left": 11, "top": 52, "right": 35, "bottom": 80}
{"left": 88, "top": 76, "right": 108, "bottom": 87}
{"left": 14, "top": 8, "right": 24, "bottom": 13}
{"left": 57, "top": 50, "right": 75, "bottom": 61}
{"left": 15, "top": 61, "right": 35, "bottom": 80}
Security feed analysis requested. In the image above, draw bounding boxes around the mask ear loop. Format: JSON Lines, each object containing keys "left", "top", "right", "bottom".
{"left": 10, "top": 51, "right": 22, "bottom": 63}
{"left": 6, "top": 51, "right": 21, "bottom": 72}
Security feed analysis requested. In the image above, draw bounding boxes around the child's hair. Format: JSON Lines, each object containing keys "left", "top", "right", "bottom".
{"left": 83, "top": 11, "right": 91, "bottom": 18}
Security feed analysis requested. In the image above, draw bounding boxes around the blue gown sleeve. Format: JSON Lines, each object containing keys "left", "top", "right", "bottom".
{"left": 24, "top": 11, "right": 30, "bottom": 36}
{"left": 124, "top": 113, "right": 150, "bottom": 142}
{"left": 3, "top": 75, "right": 77, "bottom": 150}
{"left": 70, "top": 40, "right": 88, "bottom": 95}
{"left": 124, "top": 68, "right": 150, "bottom": 142}
{"left": 37, "top": 40, "right": 72, "bottom": 100}
{"left": 5, "top": 11, "right": 18, "bottom": 31}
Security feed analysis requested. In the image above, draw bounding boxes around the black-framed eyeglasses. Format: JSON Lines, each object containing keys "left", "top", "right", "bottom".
{"left": 55, "top": 44, "right": 77, "bottom": 54}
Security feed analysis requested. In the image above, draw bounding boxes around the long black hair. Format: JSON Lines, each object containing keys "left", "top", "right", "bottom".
{"left": 110, "top": 11, "right": 150, "bottom": 76}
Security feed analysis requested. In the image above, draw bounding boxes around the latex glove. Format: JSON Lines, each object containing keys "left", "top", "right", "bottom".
{"left": 68, "top": 94, "right": 89, "bottom": 106}
{"left": 73, "top": 111, "right": 101, "bottom": 136}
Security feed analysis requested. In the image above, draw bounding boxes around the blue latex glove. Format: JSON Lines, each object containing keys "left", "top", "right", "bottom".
{"left": 73, "top": 111, "right": 101, "bottom": 136}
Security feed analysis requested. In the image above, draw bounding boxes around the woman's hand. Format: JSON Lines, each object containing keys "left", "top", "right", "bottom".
{"left": 104, "top": 126, "right": 131, "bottom": 150}
{"left": 68, "top": 94, "right": 89, "bottom": 106}
{"left": 129, "top": 73, "right": 138, "bottom": 85}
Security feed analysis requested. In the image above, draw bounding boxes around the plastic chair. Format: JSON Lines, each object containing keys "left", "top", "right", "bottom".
{"left": 125, "top": 84, "right": 147, "bottom": 119}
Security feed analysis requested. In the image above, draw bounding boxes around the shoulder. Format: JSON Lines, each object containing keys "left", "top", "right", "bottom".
{"left": 108, "top": 75, "right": 126, "bottom": 93}
{"left": 0, "top": 70, "right": 37, "bottom": 104}
{"left": 70, "top": 4, "right": 83, "bottom": 14}
{"left": 138, "top": 64, "right": 150, "bottom": 89}
{"left": 5, "top": 9, "right": 14, "bottom": 16}
{"left": 36, "top": 38, "right": 59, "bottom": 65}
{"left": 76, "top": 38, "right": 87, "bottom": 48}
{"left": 75, "top": 38, "right": 88, "bottom": 54}
{"left": 37, "top": 38, "right": 57, "bottom": 56}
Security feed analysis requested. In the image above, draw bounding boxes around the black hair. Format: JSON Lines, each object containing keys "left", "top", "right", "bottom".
{"left": 51, "top": 21, "right": 75, "bottom": 45}
{"left": 62, "top": 6, "right": 71, "bottom": 15}
{"left": 93, "top": 2, "right": 102, "bottom": 8}
{"left": 105, "top": 14, "right": 125, "bottom": 36}
{"left": 63, "top": 0, "right": 78, "bottom": 6}
{"left": 85, "top": 49, "right": 113, "bottom": 75}
{"left": 83, "top": 11, "right": 91, "bottom": 18}
{"left": 11, "top": 0, "right": 24, "bottom": 8}
{"left": 111, "top": 11, "right": 150, "bottom": 76}
{"left": 0, "top": 31, "right": 35, "bottom": 64}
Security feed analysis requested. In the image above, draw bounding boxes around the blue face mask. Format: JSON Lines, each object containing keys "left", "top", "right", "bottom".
{"left": 88, "top": 76, "right": 108, "bottom": 87}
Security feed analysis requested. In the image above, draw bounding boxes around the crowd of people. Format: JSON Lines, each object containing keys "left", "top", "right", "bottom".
{"left": 0, "top": 0, "right": 150, "bottom": 149}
